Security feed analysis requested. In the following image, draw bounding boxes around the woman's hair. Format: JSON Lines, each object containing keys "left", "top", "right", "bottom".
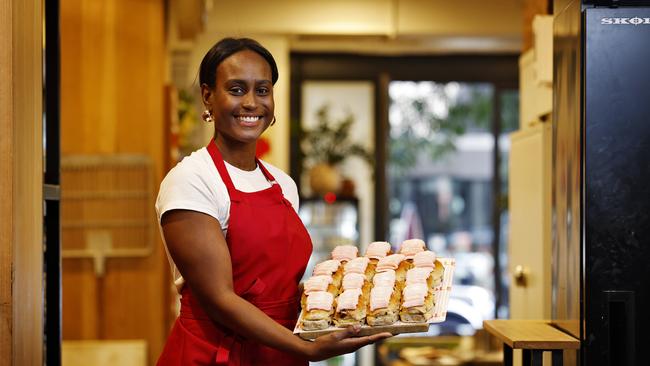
{"left": 199, "top": 37, "right": 279, "bottom": 88}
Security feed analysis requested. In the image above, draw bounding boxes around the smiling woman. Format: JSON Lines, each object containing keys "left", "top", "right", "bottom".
{"left": 155, "top": 38, "right": 391, "bottom": 366}
{"left": 205, "top": 49, "right": 275, "bottom": 158}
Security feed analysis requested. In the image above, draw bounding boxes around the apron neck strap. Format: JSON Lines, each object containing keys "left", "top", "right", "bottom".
{"left": 207, "top": 140, "right": 237, "bottom": 195}
{"left": 206, "top": 140, "right": 280, "bottom": 194}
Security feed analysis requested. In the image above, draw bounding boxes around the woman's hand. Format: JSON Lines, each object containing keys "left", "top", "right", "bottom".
{"left": 303, "top": 325, "right": 393, "bottom": 362}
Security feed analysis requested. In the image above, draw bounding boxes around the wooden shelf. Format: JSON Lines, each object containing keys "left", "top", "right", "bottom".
{"left": 483, "top": 320, "right": 579, "bottom": 350}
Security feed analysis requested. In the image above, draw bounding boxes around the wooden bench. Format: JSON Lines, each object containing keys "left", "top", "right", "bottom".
{"left": 483, "top": 320, "right": 579, "bottom": 366}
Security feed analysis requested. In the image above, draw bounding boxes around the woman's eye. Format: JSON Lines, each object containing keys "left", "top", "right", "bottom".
{"left": 257, "top": 87, "right": 270, "bottom": 95}
{"left": 229, "top": 86, "right": 245, "bottom": 94}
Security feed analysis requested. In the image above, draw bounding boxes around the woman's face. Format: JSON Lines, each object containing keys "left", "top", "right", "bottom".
{"left": 204, "top": 49, "right": 274, "bottom": 146}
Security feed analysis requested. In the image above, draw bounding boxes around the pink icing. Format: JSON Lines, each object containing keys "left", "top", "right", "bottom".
{"left": 336, "top": 289, "right": 363, "bottom": 312}
{"left": 372, "top": 270, "right": 396, "bottom": 288}
{"left": 344, "top": 257, "right": 370, "bottom": 275}
{"left": 304, "top": 275, "right": 333, "bottom": 294}
{"left": 342, "top": 273, "right": 365, "bottom": 290}
{"left": 370, "top": 286, "right": 393, "bottom": 311}
{"left": 331, "top": 245, "right": 358, "bottom": 262}
{"left": 402, "top": 283, "right": 428, "bottom": 308}
{"left": 399, "top": 239, "right": 426, "bottom": 259}
{"left": 405, "top": 267, "right": 433, "bottom": 285}
{"left": 413, "top": 250, "right": 436, "bottom": 268}
{"left": 365, "top": 241, "right": 391, "bottom": 259}
{"left": 313, "top": 260, "right": 341, "bottom": 276}
{"left": 306, "top": 291, "right": 334, "bottom": 312}
{"left": 376, "top": 254, "right": 405, "bottom": 272}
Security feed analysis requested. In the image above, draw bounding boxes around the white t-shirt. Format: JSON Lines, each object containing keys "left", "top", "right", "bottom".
{"left": 155, "top": 147, "right": 300, "bottom": 291}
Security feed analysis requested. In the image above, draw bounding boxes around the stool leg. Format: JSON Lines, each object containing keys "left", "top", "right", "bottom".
{"left": 522, "top": 349, "right": 531, "bottom": 365}
{"left": 552, "top": 350, "right": 563, "bottom": 366}
{"left": 503, "top": 344, "right": 513, "bottom": 366}
{"left": 531, "top": 350, "right": 543, "bottom": 366}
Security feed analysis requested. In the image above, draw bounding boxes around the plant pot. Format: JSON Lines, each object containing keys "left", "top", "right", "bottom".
{"left": 309, "top": 163, "right": 341, "bottom": 196}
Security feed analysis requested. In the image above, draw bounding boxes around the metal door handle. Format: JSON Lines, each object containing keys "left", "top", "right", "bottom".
{"left": 513, "top": 265, "right": 528, "bottom": 287}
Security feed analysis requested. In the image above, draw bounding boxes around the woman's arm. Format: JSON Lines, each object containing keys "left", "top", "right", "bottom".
{"left": 161, "top": 209, "right": 390, "bottom": 361}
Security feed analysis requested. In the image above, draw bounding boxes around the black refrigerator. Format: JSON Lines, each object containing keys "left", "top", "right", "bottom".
{"left": 553, "top": 1, "right": 650, "bottom": 365}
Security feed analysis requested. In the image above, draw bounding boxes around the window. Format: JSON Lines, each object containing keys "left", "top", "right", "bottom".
{"left": 290, "top": 54, "right": 519, "bottom": 338}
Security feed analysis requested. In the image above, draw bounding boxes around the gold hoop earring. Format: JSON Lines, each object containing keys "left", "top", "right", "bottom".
{"left": 202, "top": 110, "right": 214, "bottom": 123}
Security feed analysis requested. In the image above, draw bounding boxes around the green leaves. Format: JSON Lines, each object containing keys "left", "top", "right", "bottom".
{"left": 389, "top": 82, "right": 493, "bottom": 175}
{"left": 301, "top": 105, "right": 374, "bottom": 168}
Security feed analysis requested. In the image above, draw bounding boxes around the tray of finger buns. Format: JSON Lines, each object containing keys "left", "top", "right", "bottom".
{"left": 294, "top": 239, "right": 455, "bottom": 339}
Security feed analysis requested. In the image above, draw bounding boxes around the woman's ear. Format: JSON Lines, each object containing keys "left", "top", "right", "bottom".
{"left": 200, "top": 83, "right": 213, "bottom": 107}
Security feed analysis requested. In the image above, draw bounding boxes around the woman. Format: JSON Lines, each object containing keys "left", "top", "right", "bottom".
{"left": 155, "top": 37, "right": 391, "bottom": 365}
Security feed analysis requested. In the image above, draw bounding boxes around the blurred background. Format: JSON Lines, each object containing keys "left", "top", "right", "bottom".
{"left": 4, "top": 0, "right": 558, "bottom": 365}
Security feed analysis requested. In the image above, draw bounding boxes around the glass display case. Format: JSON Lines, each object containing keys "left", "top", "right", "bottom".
{"left": 299, "top": 196, "right": 359, "bottom": 282}
{"left": 299, "top": 196, "right": 360, "bottom": 366}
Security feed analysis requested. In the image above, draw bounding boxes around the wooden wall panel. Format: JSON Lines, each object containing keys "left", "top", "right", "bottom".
{"left": 60, "top": 0, "right": 169, "bottom": 364}
{"left": 1, "top": 0, "right": 44, "bottom": 365}
{"left": 0, "top": 0, "right": 13, "bottom": 363}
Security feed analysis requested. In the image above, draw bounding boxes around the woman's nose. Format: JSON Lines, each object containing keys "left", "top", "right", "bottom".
{"left": 242, "top": 91, "right": 256, "bottom": 109}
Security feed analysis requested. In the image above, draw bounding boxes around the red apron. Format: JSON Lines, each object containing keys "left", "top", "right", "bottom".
{"left": 157, "top": 141, "right": 312, "bottom": 366}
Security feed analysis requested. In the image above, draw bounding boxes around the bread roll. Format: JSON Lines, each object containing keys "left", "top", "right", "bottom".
{"left": 399, "top": 283, "right": 434, "bottom": 323}
{"left": 412, "top": 251, "right": 444, "bottom": 289}
{"left": 366, "top": 285, "right": 401, "bottom": 326}
{"left": 331, "top": 245, "right": 358, "bottom": 262}
{"left": 300, "top": 291, "right": 335, "bottom": 330}
{"left": 430, "top": 260, "right": 445, "bottom": 289}
{"left": 313, "top": 259, "right": 344, "bottom": 289}
{"left": 365, "top": 241, "right": 391, "bottom": 260}
{"left": 333, "top": 286, "right": 369, "bottom": 327}
{"left": 341, "top": 273, "right": 365, "bottom": 291}
{"left": 399, "top": 239, "right": 426, "bottom": 259}
{"left": 344, "top": 256, "right": 374, "bottom": 281}
{"left": 301, "top": 275, "right": 338, "bottom": 309}
{"left": 365, "top": 241, "right": 392, "bottom": 274}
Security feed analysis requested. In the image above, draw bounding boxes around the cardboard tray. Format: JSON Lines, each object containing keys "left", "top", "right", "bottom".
{"left": 294, "top": 257, "right": 456, "bottom": 340}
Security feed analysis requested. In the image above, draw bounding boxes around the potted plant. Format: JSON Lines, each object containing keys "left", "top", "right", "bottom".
{"left": 300, "top": 105, "right": 374, "bottom": 196}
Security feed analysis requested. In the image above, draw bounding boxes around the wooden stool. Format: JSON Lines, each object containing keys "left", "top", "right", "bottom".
{"left": 483, "top": 320, "right": 579, "bottom": 366}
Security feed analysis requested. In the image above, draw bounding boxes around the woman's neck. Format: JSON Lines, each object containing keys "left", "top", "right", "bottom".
{"left": 213, "top": 137, "right": 258, "bottom": 171}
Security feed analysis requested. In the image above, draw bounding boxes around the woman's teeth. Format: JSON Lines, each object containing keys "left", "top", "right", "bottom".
{"left": 238, "top": 116, "right": 260, "bottom": 122}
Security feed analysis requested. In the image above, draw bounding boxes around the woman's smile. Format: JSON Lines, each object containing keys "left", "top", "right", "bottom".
{"left": 236, "top": 114, "right": 263, "bottom": 126}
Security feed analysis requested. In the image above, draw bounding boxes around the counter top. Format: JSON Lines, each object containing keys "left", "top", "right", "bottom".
{"left": 483, "top": 320, "right": 580, "bottom": 350}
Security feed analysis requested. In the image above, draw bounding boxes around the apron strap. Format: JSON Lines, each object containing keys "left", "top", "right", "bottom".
{"left": 207, "top": 140, "right": 282, "bottom": 201}
{"left": 207, "top": 140, "right": 239, "bottom": 198}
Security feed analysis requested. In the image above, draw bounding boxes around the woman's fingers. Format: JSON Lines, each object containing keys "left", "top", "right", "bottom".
{"left": 366, "top": 332, "right": 393, "bottom": 342}
{"left": 330, "top": 325, "right": 361, "bottom": 340}
{"left": 310, "top": 327, "right": 394, "bottom": 361}
{"left": 330, "top": 326, "right": 392, "bottom": 344}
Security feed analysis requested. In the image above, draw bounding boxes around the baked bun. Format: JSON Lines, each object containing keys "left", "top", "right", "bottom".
{"left": 333, "top": 287, "right": 368, "bottom": 327}
{"left": 399, "top": 239, "right": 426, "bottom": 259}
{"left": 313, "top": 259, "right": 344, "bottom": 289}
{"left": 365, "top": 241, "right": 392, "bottom": 260}
{"left": 300, "top": 291, "right": 335, "bottom": 330}
{"left": 366, "top": 285, "right": 401, "bottom": 326}
{"left": 413, "top": 251, "right": 444, "bottom": 288}
{"left": 331, "top": 245, "right": 358, "bottom": 262}
{"left": 301, "top": 275, "right": 338, "bottom": 308}
{"left": 344, "top": 256, "right": 374, "bottom": 281}
{"left": 399, "top": 283, "right": 435, "bottom": 323}
{"left": 301, "top": 318, "right": 331, "bottom": 331}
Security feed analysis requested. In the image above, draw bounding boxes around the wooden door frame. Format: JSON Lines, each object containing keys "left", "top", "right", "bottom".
{"left": 0, "top": 0, "right": 45, "bottom": 365}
